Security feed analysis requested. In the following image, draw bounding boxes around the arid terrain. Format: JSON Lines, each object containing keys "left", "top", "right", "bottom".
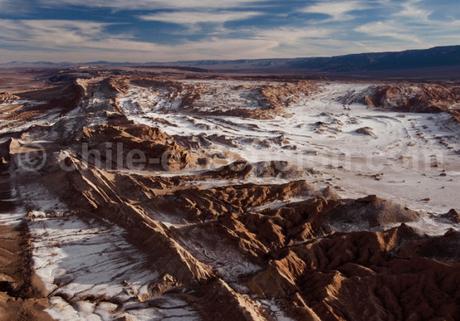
{"left": 1, "top": 67, "right": 460, "bottom": 321}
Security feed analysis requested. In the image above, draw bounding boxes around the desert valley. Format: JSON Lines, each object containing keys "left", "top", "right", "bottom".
{"left": 0, "top": 64, "right": 459, "bottom": 321}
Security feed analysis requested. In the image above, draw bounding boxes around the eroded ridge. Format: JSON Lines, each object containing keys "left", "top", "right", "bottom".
{"left": 0, "top": 69, "right": 459, "bottom": 321}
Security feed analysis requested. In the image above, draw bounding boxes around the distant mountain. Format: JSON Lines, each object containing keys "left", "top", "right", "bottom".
{"left": 2, "top": 45, "right": 460, "bottom": 80}
{"left": 290, "top": 45, "right": 460, "bottom": 72}
{"left": 174, "top": 45, "right": 460, "bottom": 79}
{"left": 0, "top": 61, "right": 74, "bottom": 69}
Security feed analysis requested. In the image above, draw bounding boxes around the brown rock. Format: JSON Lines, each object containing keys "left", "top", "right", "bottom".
{"left": 0, "top": 92, "right": 19, "bottom": 104}
{"left": 442, "top": 209, "right": 460, "bottom": 224}
{"left": 358, "top": 83, "right": 460, "bottom": 115}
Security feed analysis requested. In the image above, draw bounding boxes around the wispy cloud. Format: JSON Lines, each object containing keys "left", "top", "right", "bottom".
{"left": 302, "top": 1, "right": 369, "bottom": 22}
{"left": 0, "top": 18, "right": 342, "bottom": 62}
{"left": 139, "top": 11, "right": 261, "bottom": 25}
{"left": 0, "top": 19, "right": 109, "bottom": 47}
{"left": 395, "top": 0, "right": 431, "bottom": 20}
{"left": 0, "top": 0, "right": 24, "bottom": 13}
{"left": 354, "top": 0, "right": 459, "bottom": 47}
{"left": 355, "top": 20, "right": 422, "bottom": 43}
{"left": 38, "top": 0, "right": 263, "bottom": 10}
{"left": 0, "top": 0, "right": 459, "bottom": 62}
{"left": 0, "top": 18, "right": 275, "bottom": 61}
{"left": 253, "top": 27, "right": 335, "bottom": 44}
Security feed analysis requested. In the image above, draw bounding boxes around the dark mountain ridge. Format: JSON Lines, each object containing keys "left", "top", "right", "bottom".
{"left": 2, "top": 45, "right": 459, "bottom": 80}
{"left": 176, "top": 45, "right": 460, "bottom": 72}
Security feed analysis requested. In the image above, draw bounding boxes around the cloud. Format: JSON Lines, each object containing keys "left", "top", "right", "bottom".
{"left": 253, "top": 27, "right": 335, "bottom": 44}
{"left": 0, "top": 18, "right": 276, "bottom": 62}
{"left": 139, "top": 10, "right": 261, "bottom": 24}
{"left": 38, "top": 0, "right": 263, "bottom": 10}
{"left": 0, "top": 18, "right": 344, "bottom": 62}
{"left": 0, "top": 19, "right": 109, "bottom": 47}
{"left": 0, "top": 0, "right": 459, "bottom": 63}
{"left": 302, "top": 1, "right": 369, "bottom": 21}
{"left": 395, "top": 0, "right": 431, "bottom": 20}
{"left": 354, "top": 0, "right": 459, "bottom": 46}
{"left": 0, "top": 0, "right": 23, "bottom": 12}
{"left": 355, "top": 21, "right": 423, "bottom": 43}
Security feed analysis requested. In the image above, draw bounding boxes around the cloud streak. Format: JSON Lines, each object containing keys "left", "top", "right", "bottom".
{"left": 355, "top": 21, "right": 422, "bottom": 44}
{"left": 396, "top": 0, "right": 431, "bottom": 20}
{"left": 139, "top": 11, "right": 261, "bottom": 25}
{"left": 0, "top": 0, "right": 459, "bottom": 62}
{"left": 38, "top": 0, "right": 264, "bottom": 10}
{"left": 354, "top": 0, "right": 460, "bottom": 48}
{"left": 302, "top": 1, "right": 369, "bottom": 22}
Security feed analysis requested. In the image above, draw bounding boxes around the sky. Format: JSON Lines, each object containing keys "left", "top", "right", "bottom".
{"left": 0, "top": 0, "right": 459, "bottom": 62}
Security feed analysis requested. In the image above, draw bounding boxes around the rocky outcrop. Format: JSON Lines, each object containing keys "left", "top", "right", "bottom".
{"left": 123, "top": 78, "right": 317, "bottom": 119}
{"left": 247, "top": 225, "right": 460, "bottom": 321}
{"left": 0, "top": 92, "right": 19, "bottom": 104}
{"left": 261, "top": 81, "right": 317, "bottom": 111}
{"left": 79, "top": 122, "right": 194, "bottom": 171}
{"left": 441, "top": 209, "right": 460, "bottom": 224}
{"left": 0, "top": 223, "right": 54, "bottom": 321}
{"left": 131, "top": 78, "right": 184, "bottom": 96}
{"left": 0, "top": 139, "right": 12, "bottom": 166}
{"left": 19, "top": 81, "right": 85, "bottom": 113}
{"left": 355, "top": 126, "right": 376, "bottom": 137}
{"left": 213, "top": 81, "right": 318, "bottom": 119}
{"left": 55, "top": 154, "right": 214, "bottom": 285}
{"left": 324, "top": 195, "right": 420, "bottom": 231}
{"left": 357, "top": 83, "right": 460, "bottom": 113}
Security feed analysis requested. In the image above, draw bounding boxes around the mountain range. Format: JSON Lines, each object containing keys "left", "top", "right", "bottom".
{"left": 2, "top": 45, "right": 460, "bottom": 80}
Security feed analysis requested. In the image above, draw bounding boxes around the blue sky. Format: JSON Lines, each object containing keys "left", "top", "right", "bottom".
{"left": 0, "top": 0, "right": 459, "bottom": 62}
